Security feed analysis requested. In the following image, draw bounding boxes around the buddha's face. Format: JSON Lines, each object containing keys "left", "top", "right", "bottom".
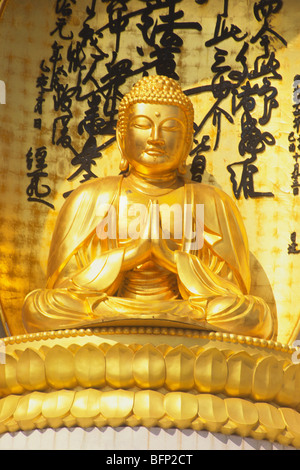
{"left": 118, "top": 102, "right": 190, "bottom": 177}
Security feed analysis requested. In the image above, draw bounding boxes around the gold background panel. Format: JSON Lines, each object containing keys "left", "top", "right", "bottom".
{"left": 0, "top": 0, "right": 299, "bottom": 343}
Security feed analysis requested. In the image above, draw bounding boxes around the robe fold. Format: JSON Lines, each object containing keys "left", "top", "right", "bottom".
{"left": 22, "top": 176, "right": 276, "bottom": 339}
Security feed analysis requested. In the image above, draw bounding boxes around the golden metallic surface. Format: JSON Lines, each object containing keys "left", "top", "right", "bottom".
{"left": 197, "top": 394, "right": 228, "bottom": 433}
{"left": 132, "top": 344, "right": 165, "bottom": 389}
{"left": 42, "top": 390, "right": 75, "bottom": 429}
{"left": 194, "top": 348, "right": 227, "bottom": 394}
{"left": 165, "top": 345, "right": 195, "bottom": 391}
{"left": 164, "top": 392, "right": 198, "bottom": 429}
{"left": 133, "top": 390, "right": 165, "bottom": 427}
{"left": 225, "top": 351, "right": 256, "bottom": 397}
{"left": 0, "top": 43, "right": 297, "bottom": 447}
{"left": 71, "top": 388, "right": 102, "bottom": 428}
{"left": 225, "top": 398, "right": 259, "bottom": 438}
{"left": 21, "top": 76, "right": 275, "bottom": 341}
{"left": 0, "top": 354, "right": 23, "bottom": 396}
{"left": 0, "top": 328, "right": 298, "bottom": 445}
{"left": 252, "top": 356, "right": 284, "bottom": 402}
{"left": 0, "top": 0, "right": 8, "bottom": 20}
{"left": 16, "top": 348, "right": 46, "bottom": 391}
{"left": 0, "top": 0, "right": 299, "bottom": 347}
{"left": 0, "top": 386, "right": 300, "bottom": 447}
{"left": 44, "top": 345, "right": 76, "bottom": 389}
{"left": 255, "top": 402, "right": 286, "bottom": 443}
{"left": 74, "top": 344, "right": 106, "bottom": 388}
{"left": 105, "top": 344, "right": 135, "bottom": 389}
{"left": 276, "top": 364, "right": 300, "bottom": 408}
{"left": 0, "top": 329, "right": 297, "bottom": 403}
{"left": 13, "top": 391, "right": 44, "bottom": 431}
{"left": 100, "top": 390, "right": 134, "bottom": 427}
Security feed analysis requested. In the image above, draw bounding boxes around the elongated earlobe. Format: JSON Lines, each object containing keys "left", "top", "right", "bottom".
{"left": 116, "top": 127, "right": 130, "bottom": 173}
{"left": 178, "top": 159, "right": 187, "bottom": 175}
{"left": 119, "top": 156, "right": 129, "bottom": 172}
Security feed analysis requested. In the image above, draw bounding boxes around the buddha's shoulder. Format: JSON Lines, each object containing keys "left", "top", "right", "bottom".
{"left": 73, "top": 175, "right": 121, "bottom": 195}
{"left": 58, "top": 176, "right": 122, "bottom": 215}
{"left": 185, "top": 180, "right": 235, "bottom": 204}
{"left": 66, "top": 175, "right": 121, "bottom": 200}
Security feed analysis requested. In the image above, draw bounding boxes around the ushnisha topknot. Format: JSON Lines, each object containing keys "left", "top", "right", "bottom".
{"left": 117, "top": 75, "right": 194, "bottom": 142}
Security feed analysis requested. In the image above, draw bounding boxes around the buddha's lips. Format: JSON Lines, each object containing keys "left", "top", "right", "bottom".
{"left": 145, "top": 147, "right": 166, "bottom": 156}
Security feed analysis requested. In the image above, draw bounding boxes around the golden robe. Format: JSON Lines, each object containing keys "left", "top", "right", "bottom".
{"left": 22, "top": 176, "right": 276, "bottom": 339}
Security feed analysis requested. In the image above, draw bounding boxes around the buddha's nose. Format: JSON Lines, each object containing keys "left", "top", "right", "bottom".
{"left": 148, "top": 126, "right": 164, "bottom": 146}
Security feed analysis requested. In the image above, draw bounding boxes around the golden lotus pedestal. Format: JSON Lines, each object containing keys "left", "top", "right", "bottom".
{"left": 0, "top": 325, "right": 299, "bottom": 450}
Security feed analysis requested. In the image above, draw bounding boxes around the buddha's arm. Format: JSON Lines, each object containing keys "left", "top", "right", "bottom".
{"left": 153, "top": 239, "right": 274, "bottom": 338}
{"left": 69, "top": 242, "right": 151, "bottom": 292}
{"left": 150, "top": 199, "right": 243, "bottom": 295}
{"left": 54, "top": 209, "right": 152, "bottom": 293}
{"left": 152, "top": 237, "right": 242, "bottom": 299}
{"left": 151, "top": 192, "right": 275, "bottom": 339}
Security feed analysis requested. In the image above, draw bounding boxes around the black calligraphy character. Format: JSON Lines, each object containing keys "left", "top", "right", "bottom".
{"left": 291, "top": 162, "right": 300, "bottom": 196}
{"left": 26, "top": 147, "right": 34, "bottom": 171}
{"left": 289, "top": 143, "right": 296, "bottom": 153}
{"left": 238, "top": 111, "right": 276, "bottom": 156}
{"left": 48, "top": 41, "right": 66, "bottom": 92}
{"left": 293, "top": 108, "right": 300, "bottom": 134}
{"left": 259, "top": 77, "right": 279, "bottom": 126}
{"left": 100, "top": 54, "right": 133, "bottom": 134}
{"left": 288, "top": 232, "right": 300, "bottom": 254}
{"left": 55, "top": 0, "right": 76, "bottom": 17}
{"left": 190, "top": 135, "right": 210, "bottom": 183}
{"left": 137, "top": 0, "right": 202, "bottom": 79}
{"left": 190, "top": 154, "right": 206, "bottom": 183}
{"left": 74, "top": 7, "right": 109, "bottom": 98}
{"left": 50, "top": 17, "right": 74, "bottom": 40}
{"left": 34, "top": 119, "right": 42, "bottom": 130}
{"left": 228, "top": 159, "right": 275, "bottom": 199}
{"left": 101, "top": 0, "right": 130, "bottom": 53}
{"left": 34, "top": 61, "right": 51, "bottom": 116}
{"left": 201, "top": 47, "right": 235, "bottom": 150}
{"left": 67, "top": 41, "right": 87, "bottom": 74}
{"left": 137, "top": 1, "right": 181, "bottom": 79}
{"left": 78, "top": 93, "right": 107, "bottom": 136}
{"left": 67, "top": 135, "right": 102, "bottom": 183}
{"left": 227, "top": 112, "right": 275, "bottom": 199}
{"left": 211, "top": 47, "right": 232, "bottom": 99}
{"left": 293, "top": 154, "right": 300, "bottom": 163}
{"left": 288, "top": 132, "right": 296, "bottom": 154}
{"left": 52, "top": 115, "right": 75, "bottom": 153}
{"left": 205, "top": 0, "right": 247, "bottom": 47}
{"left": 248, "top": 35, "right": 282, "bottom": 80}
{"left": 288, "top": 132, "right": 296, "bottom": 142}
{"left": 26, "top": 146, "right": 54, "bottom": 209}
{"left": 232, "top": 78, "right": 278, "bottom": 126}
{"left": 251, "top": 0, "right": 287, "bottom": 46}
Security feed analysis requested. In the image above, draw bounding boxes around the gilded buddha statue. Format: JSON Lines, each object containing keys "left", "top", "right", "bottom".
{"left": 22, "top": 75, "right": 276, "bottom": 339}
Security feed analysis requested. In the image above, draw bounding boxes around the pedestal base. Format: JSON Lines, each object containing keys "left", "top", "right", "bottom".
{"left": 0, "top": 326, "right": 299, "bottom": 449}
{"left": 0, "top": 426, "right": 295, "bottom": 450}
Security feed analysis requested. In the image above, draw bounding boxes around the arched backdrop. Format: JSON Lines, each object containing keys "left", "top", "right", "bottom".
{"left": 0, "top": 0, "right": 299, "bottom": 344}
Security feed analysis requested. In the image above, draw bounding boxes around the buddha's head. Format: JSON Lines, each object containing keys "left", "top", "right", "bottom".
{"left": 116, "top": 75, "right": 194, "bottom": 177}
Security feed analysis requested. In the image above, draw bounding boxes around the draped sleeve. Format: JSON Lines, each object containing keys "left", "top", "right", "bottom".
{"left": 177, "top": 181, "right": 251, "bottom": 296}
{"left": 47, "top": 176, "right": 124, "bottom": 290}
